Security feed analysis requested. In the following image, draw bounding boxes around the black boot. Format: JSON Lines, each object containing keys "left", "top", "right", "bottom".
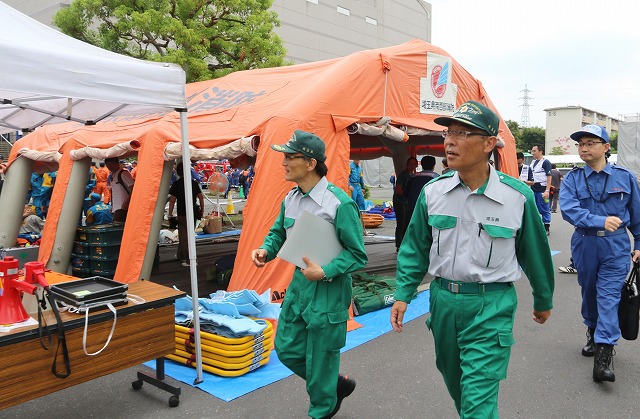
{"left": 582, "top": 328, "right": 595, "bottom": 357}
{"left": 320, "top": 374, "right": 356, "bottom": 419}
{"left": 593, "top": 344, "right": 615, "bottom": 382}
{"left": 544, "top": 223, "right": 550, "bottom": 236}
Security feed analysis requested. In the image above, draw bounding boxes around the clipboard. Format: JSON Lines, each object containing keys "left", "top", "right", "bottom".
{"left": 277, "top": 211, "right": 344, "bottom": 269}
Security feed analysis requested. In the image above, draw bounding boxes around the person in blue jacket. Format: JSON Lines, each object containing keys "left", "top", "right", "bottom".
{"left": 29, "top": 171, "right": 57, "bottom": 218}
{"left": 85, "top": 193, "right": 113, "bottom": 225}
{"left": 348, "top": 159, "right": 366, "bottom": 210}
{"left": 560, "top": 124, "right": 640, "bottom": 383}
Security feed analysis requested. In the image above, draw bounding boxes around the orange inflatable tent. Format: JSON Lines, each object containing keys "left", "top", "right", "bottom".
{"left": 8, "top": 40, "right": 517, "bottom": 299}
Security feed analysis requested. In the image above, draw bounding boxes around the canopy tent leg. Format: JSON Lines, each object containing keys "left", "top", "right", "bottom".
{"left": 139, "top": 160, "right": 174, "bottom": 281}
{"left": 46, "top": 158, "right": 90, "bottom": 274}
{"left": 0, "top": 157, "right": 34, "bottom": 249}
{"left": 178, "top": 110, "right": 204, "bottom": 384}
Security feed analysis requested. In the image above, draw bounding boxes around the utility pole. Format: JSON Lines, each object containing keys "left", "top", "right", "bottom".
{"left": 519, "top": 84, "right": 532, "bottom": 127}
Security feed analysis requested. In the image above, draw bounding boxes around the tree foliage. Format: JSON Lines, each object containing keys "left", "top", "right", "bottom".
{"left": 54, "top": 0, "right": 290, "bottom": 82}
{"left": 505, "top": 120, "right": 545, "bottom": 152}
{"left": 505, "top": 119, "right": 522, "bottom": 149}
{"left": 609, "top": 131, "right": 618, "bottom": 153}
{"left": 550, "top": 146, "right": 564, "bottom": 155}
{"left": 520, "top": 126, "right": 546, "bottom": 152}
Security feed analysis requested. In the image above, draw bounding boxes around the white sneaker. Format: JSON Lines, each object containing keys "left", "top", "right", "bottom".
{"left": 558, "top": 266, "right": 577, "bottom": 274}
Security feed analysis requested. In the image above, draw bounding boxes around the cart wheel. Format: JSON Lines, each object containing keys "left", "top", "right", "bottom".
{"left": 131, "top": 380, "right": 143, "bottom": 390}
{"left": 169, "top": 395, "right": 180, "bottom": 407}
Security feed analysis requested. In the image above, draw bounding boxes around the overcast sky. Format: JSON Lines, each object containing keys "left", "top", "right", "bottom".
{"left": 427, "top": 0, "right": 640, "bottom": 128}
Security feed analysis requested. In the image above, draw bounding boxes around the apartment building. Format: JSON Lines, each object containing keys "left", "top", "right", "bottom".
{"left": 544, "top": 105, "right": 620, "bottom": 155}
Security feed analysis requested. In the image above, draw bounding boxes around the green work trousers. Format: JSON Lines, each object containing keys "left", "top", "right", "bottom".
{"left": 274, "top": 273, "right": 350, "bottom": 419}
{"left": 427, "top": 280, "right": 517, "bottom": 418}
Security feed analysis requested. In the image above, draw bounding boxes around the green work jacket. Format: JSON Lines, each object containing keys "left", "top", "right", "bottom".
{"left": 261, "top": 177, "right": 368, "bottom": 325}
{"left": 395, "top": 166, "right": 554, "bottom": 312}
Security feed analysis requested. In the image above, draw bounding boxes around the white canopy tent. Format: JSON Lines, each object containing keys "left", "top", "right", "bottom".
{"left": 0, "top": 1, "right": 185, "bottom": 133}
{"left": 0, "top": 1, "right": 206, "bottom": 383}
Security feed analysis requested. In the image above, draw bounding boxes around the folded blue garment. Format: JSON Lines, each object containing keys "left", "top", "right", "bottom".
{"left": 175, "top": 295, "right": 194, "bottom": 312}
{"left": 175, "top": 310, "right": 192, "bottom": 324}
{"left": 258, "top": 303, "right": 281, "bottom": 319}
{"left": 198, "top": 311, "right": 267, "bottom": 337}
{"left": 174, "top": 289, "right": 277, "bottom": 337}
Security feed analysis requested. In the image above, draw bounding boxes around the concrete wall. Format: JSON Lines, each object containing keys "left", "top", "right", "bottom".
{"left": 545, "top": 107, "right": 582, "bottom": 155}
{"left": 272, "top": 0, "right": 432, "bottom": 63}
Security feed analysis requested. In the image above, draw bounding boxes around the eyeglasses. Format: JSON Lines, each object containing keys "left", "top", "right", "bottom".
{"left": 283, "top": 154, "right": 308, "bottom": 161}
{"left": 442, "top": 130, "right": 490, "bottom": 140}
{"left": 577, "top": 141, "right": 604, "bottom": 148}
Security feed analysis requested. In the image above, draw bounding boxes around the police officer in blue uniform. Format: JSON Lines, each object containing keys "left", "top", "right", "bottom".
{"left": 560, "top": 124, "right": 640, "bottom": 383}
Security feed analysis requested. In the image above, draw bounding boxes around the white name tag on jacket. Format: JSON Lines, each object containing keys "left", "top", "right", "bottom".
{"left": 278, "top": 210, "right": 343, "bottom": 269}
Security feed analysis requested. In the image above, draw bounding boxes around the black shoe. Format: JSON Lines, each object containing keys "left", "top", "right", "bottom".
{"left": 593, "top": 344, "right": 615, "bottom": 382}
{"left": 582, "top": 328, "right": 595, "bottom": 357}
{"left": 544, "top": 224, "right": 550, "bottom": 236}
{"left": 321, "top": 374, "right": 356, "bottom": 419}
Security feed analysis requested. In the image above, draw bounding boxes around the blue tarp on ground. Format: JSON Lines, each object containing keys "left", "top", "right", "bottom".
{"left": 145, "top": 290, "right": 430, "bottom": 401}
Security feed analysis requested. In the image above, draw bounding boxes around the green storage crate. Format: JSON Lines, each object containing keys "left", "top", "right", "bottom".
{"left": 72, "top": 241, "right": 91, "bottom": 256}
{"left": 70, "top": 254, "right": 91, "bottom": 270}
{"left": 91, "top": 243, "right": 120, "bottom": 260}
{"left": 88, "top": 223, "right": 124, "bottom": 245}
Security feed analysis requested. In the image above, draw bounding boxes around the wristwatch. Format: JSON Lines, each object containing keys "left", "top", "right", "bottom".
{"left": 320, "top": 272, "right": 332, "bottom": 282}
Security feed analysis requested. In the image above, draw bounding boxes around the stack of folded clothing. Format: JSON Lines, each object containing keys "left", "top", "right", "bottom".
{"left": 169, "top": 289, "right": 280, "bottom": 377}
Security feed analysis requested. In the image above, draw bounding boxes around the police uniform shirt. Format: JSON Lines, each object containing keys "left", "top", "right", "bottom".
{"left": 560, "top": 163, "right": 640, "bottom": 248}
{"left": 395, "top": 165, "right": 554, "bottom": 311}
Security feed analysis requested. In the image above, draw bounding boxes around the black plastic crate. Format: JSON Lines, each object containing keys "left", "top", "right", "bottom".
{"left": 70, "top": 254, "right": 91, "bottom": 270}
{"left": 71, "top": 267, "right": 92, "bottom": 278}
{"left": 90, "top": 243, "right": 120, "bottom": 260}
{"left": 75, "top": 226, "right": 89, "bottom": 242}
{"left": 90, "top": 258, "right": 118, "bottom": 272}
{"left": 88, "top": 223, "right": 124, "bottom": 245}
{"left": 72, "top": 241, "right": 91, "bottom": 256}
{"left": 90, "top": 269, "right": 116, "bottom": 279}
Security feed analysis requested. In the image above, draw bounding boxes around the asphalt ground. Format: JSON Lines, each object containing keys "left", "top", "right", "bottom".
{"left": 2, "top": 187, "right": 639, "bottom": 418}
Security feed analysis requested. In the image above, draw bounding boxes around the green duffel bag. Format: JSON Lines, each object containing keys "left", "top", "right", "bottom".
{"left": 351, "top": 273, "right": 398, "bottom": 316}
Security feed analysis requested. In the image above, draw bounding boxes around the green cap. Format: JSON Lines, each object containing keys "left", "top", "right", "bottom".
{"left": 434, "top": 100, "right": 499, "bottom": 136}
{"left": 271, "top": 130, "right": 326, "bottom": 162}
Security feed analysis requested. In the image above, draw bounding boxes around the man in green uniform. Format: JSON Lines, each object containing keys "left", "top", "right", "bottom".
{"left": 390, "top": 101, "right": 555, "bottom": 418}
{"left": 251, "top": 130, "right": 368, "bottom": 419}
